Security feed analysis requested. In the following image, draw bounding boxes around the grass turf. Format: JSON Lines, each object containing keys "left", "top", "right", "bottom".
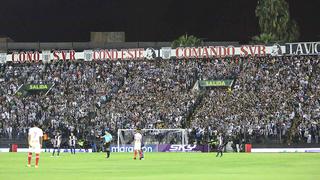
{"left": 0, "top": 152, "right": 319, "bottom": 180}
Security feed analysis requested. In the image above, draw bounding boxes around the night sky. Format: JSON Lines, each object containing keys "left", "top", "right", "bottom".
{"left": 0, "top": 0, "right": 319, "bottom": 43}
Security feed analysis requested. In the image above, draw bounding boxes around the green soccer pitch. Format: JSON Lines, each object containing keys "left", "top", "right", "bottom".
{"left": 0, "top": 152, "right": 319, "bottom": 180}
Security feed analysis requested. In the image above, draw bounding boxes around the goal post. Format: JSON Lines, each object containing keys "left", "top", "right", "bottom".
{"left": 117, "top": 129, "right": 189, "bottom": 152}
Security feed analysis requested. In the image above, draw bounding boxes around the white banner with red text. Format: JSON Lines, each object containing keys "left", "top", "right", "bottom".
{"left": 0, "top": 42, "right": 319, "bottom": 64}
{"left": 0, "top": 44, "right": 286, "bottom": 64}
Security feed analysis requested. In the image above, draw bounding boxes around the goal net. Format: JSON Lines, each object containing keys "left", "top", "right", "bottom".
{"left": 117, "top": 129, "right": 188, "bottom": 151}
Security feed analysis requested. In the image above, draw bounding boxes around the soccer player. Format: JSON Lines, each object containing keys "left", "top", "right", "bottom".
{"left": 216, "top": 133, "right": 227, "bottom": 157}
{"left": 52, "top": 131, "right": 62, "bottom": 157}
{"left": 27, "top": 122, "right": 43, "bottom": 168}
{"left": 69, "top": 133, "right": 77, "bottom": 154}
{"left": 140, "top": 141, "right": 145, "bottom": 160}
{"left": 102, "top": 129, "right": 112, "bottom": 159}
{"left": 133, "top": 128, "right": 143, "bottom": 160}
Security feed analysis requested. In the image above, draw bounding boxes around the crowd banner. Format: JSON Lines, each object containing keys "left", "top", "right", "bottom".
{"left": 286, "top": 42, "right": 320, "bottom": 55}
{"left": 0, "top": 53, "right": 6, "bottom": 64}
{"left": 42, "top": 50, "right": 51, "bottom": 63}
{"left": 84, "top": 50, "right": 93, "bottom": 61}
{"left": 160, "top": 47, "right": 172, "bottom": 59}
{"left": 0, "top": 42, "right": 319, "bottom": 64}
{"left": 199, "top": 79, "right": 234, "bottom": 87}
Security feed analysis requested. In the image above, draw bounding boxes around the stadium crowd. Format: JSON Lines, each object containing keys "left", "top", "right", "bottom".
{"left": 191, "top": 56, "right": 320, "bottom": 144}
{"left": 0, "top": 55, "right": 319, "bottom": 147}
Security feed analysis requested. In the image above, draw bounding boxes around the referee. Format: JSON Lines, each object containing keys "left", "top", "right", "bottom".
{"left": 102, "top": 129, "right": 112, "bottom": 159}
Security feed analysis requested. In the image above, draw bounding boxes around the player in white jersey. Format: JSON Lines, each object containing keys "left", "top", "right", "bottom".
{"left": 133, "top": 128, "right": 143, "bottom": 160}
{"left": 69, "top": 133, "right": 77, "bottom": 154}
{"left": 27, "top": 122, "right": 43, "bottom": 168}
{"left": 52, "top": 131, "right": 62, "bottom": 157}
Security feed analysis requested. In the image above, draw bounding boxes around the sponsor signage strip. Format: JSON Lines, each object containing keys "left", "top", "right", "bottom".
{"left": 3, "top": 147, "right": 320, "bottom": 153}
{"left": 111, "top": 144, "right": 209, "bottom": 153}
{"left": 251, "top": 148, "right": 320, "bottom": 153}
{"left": 158, "top": 144, "right": 209, "bottom": 152}
{"left": 0, "top": 148, "right": 9, "bottom": 152}
{"left": 0, "top": 148, "right": 92, "bottom": 153}
{"left": 111, "top": 145, "right": 157, "bottom": 153}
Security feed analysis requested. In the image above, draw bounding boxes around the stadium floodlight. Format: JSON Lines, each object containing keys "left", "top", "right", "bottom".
{"left": 117, "top": 129, "right": 188, "bottom": 152}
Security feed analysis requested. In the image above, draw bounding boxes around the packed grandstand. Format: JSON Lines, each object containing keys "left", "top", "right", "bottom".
{"left": 0, "top": 42, "right": 319, "bottom": 150}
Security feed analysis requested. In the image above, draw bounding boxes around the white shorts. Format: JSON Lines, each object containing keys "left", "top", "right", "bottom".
{"left": 134, "top": 143, "right": 141, "bottom": 150}
{"left": 29, "top": 144, "right": 41, "bottom": 153}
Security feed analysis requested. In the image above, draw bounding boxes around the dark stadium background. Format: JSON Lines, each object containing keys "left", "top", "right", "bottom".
{"left": 0, "top": 0, "right": 319, "bottom": 42}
